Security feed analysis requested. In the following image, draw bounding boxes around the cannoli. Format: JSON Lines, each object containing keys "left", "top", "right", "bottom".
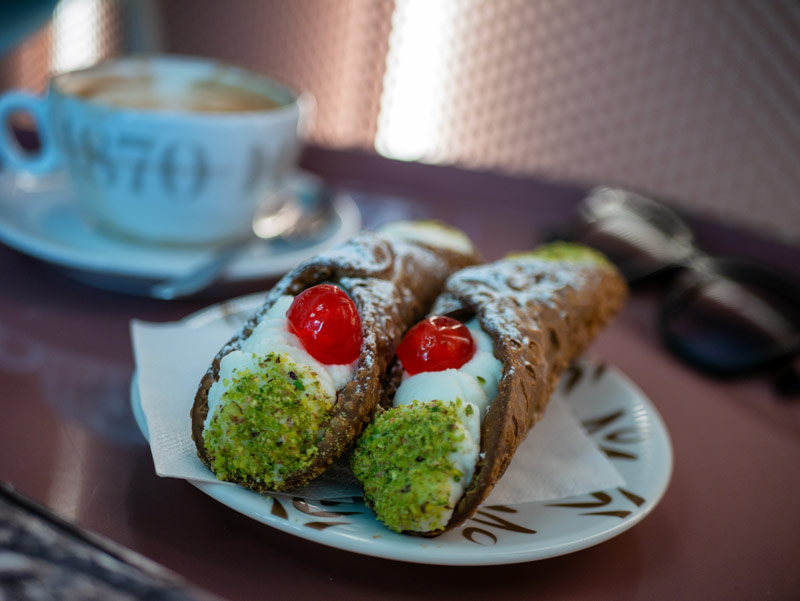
{"left": 351, "top": 242, "right": 628, "bottom": 535}
{"left": 191, "top": 221, "right": 480, "bottom": 493}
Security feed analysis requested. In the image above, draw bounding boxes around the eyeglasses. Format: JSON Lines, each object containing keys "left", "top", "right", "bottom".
{"left": 556, "top": 187, "right": 800, "bottom": 396}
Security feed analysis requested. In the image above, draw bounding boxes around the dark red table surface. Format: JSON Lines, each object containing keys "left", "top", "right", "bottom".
{"left": 1, "top": 148, "right": 799, "bottom": 600}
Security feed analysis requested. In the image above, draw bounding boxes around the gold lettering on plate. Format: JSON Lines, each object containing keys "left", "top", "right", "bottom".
{"left": 547, "top": 489, "right": 647, "bottom": 519}
{"left": 304, "top": 521, "right": 351, "bottom": 531}
{"left": 483, "top": 504, "right": 520, "bottom": 513}
{"left": 618, "top": 488, "right": 645, "bottom": 507}
{"left": 461, "top": 506, "right": 537, "bottom": 544}
{"left": 462, "top": 528, "right": 498, "bottom": 545}
{"left": 582, "top": 409, "right": 642, "bottom": 460}
{"left": 599, "top": 447, "right": 638, "bottom": 460}
{"left": 582, "top": 410, "right": 625, "bottom": 435}
{"left": 271, "top": 497, "right": 288, "bottom": 519}
{"left": 605, "top": 427, "right": 643, "bottom": 444}
{"left": 547, "top": 491, "right": 613, "bottom": 509}
{"left": 582, "top": 510, "right": 632, "bottom": 518}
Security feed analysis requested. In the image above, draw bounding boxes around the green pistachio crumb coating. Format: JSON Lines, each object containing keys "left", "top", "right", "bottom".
{"left": 203, "top": 353, "right": 333, "bottom": 488}
{"left": 351, "top": 400, "right": 468, "bottom": 533}
{"left": 508, "top": 241, "right": 612, "bottom": 266}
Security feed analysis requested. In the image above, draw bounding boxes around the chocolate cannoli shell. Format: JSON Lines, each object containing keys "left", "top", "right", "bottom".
{"left": 403, "top": 256, "right": 628, "bottom": 535}
{"left": 191, "top": 230, "right": 479, "bottom": 492}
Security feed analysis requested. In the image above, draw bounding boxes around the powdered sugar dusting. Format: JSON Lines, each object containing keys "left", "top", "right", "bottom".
{"left": 202, "top": 228, "right": 478, "bottom": 408}
{"left": 208, "top": 232, "right": 398, "bottom": 368}
{"left": 434, "top": 257, "right": 595, "bottom": 344}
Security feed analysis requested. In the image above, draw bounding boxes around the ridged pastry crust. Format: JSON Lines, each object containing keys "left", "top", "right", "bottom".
{"left": 380, "top": 254, "right": 628, "bottom": 535}
{"left": 191, "top": 230, "right": 479, "bottom": 492}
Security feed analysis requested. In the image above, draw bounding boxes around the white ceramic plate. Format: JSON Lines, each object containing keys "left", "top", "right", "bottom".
{"left": 131, "top": 294, "right": 672, "bottom": 565}
{"left": 0, "top": 171, "right": 360, "bottom": 291}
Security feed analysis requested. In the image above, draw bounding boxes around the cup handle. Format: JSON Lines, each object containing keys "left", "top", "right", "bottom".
{"left": 0, "top": 91, "right": 61, "bottom": 174}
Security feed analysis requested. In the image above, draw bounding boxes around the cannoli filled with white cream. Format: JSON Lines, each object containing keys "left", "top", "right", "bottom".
{"left": 351, "top": 243, "right": 628, "bottom": 535}
{"left": 192, "top": 222, "right": 480, "bottom": 493}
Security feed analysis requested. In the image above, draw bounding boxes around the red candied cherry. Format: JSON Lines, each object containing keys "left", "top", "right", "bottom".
{"left": 396, "top": 315, "right": 475, "bottom": 375}
{"left": 287, "top": 284, "right": 362, "bottom": 365}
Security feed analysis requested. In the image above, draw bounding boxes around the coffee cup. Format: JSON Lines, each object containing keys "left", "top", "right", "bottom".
{"left": 0, "top": 55, "right": 312, "bottom": 246}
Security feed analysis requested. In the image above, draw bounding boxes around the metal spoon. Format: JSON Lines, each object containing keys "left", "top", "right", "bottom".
{"left": 149, "top": 181, "right": 334, "bottom": 300}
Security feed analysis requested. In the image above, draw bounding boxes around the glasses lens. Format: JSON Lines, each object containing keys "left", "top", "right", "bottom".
{"left": 661, "top": 263, "right": 800, "bottom": 374}
{"left": 568, "top": 188, "right": 697, "bottom": 282}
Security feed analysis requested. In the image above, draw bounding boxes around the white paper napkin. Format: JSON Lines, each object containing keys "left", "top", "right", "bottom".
{"left": 130, "top": 318, "right": 624, "bottom": 504}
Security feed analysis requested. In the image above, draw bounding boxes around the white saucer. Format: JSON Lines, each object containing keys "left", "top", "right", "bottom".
{"left": 0, "top": 171, "right": 361, "bottom": 294}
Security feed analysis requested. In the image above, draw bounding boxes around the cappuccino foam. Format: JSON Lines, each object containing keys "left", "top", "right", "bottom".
{"left": 62, "top": 75, "right": 283, "bottom": 113}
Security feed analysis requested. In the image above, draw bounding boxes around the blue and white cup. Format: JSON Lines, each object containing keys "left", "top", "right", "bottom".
{"left": 0, "top": 55, "right": 312, "bottom": 246}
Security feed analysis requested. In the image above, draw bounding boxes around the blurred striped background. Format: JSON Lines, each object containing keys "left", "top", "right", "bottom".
{"left": 2, "top": 0, "right": 799, "bottom": 245}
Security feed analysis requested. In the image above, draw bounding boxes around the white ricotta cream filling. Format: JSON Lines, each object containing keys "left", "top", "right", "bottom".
{"left": 391, "top": 318, "right": 503, "bottom": 528}
{"left": 205, "top": 294, "right": 359, "bottom": 430}
{"left": 394, "top": 318, "right": 501, "bottom": 414}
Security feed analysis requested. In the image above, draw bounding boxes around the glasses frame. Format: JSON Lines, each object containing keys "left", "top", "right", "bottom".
{"left": 558, "top": 187, "right": 800, "bottom": 389}
{"left": 659, "top": 256, "right": 800, "bottom": 376}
